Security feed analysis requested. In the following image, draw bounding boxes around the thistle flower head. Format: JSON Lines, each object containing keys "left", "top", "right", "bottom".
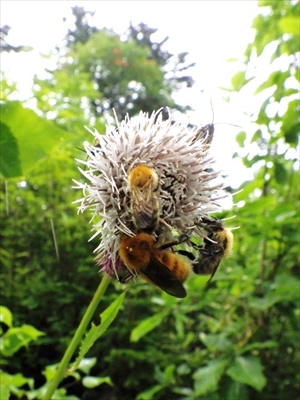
{"left": 74, "top": 109, "right": 227, "bottom": 278}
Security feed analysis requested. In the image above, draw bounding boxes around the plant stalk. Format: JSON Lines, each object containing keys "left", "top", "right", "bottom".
{"left": 44, "top": 274, "right": 111, "bottom": 400}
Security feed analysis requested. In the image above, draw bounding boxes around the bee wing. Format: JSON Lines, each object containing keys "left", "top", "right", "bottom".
{"left": 193, "top": 248, "right": 221, "bottom": 282}
{"left": 140, "top": 254, "right": 187, "bottom": 298}
{"left": 132, "top": 187, "right": 158, "bottom": 230}
{"left": 192, "top": 124, "right": 214, "bottom": 145}
{"left": 133, "top": 201, "right": 156, "bottom": 230}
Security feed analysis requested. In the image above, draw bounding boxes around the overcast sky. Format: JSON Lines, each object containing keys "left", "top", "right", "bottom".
{"left": 1, "top": 1, "right": 260, "bottom": 188}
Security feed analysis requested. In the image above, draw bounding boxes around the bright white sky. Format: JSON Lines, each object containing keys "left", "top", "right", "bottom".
{"left": 1, "top": 0, "right": 260, "bottom": 190}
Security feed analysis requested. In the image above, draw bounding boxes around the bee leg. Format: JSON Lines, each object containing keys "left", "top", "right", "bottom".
{"left": 177, "top": 249, "right": 196, "bottom": 261}
{"left": 158, "top": 234, "right": 188, "bottom": 250}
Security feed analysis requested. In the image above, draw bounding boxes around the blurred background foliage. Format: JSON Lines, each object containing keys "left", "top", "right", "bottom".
{"left": 0, "top": 1, "right": 299, "bottom": 399}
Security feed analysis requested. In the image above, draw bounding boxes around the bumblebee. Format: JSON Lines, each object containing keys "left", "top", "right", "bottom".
{"left": 191, "top": 123, "right": 215, "bottom": 145}
{"left": 192, "top": 217, "right": 233, "bottom": 283}
{"left": 119, "top": 232, "right": 191, "bottom": 298}
{"left": 127, "top": 165, "right": 160, "bottom": 232}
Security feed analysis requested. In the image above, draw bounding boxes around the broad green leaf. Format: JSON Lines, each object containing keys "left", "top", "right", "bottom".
{"left": 0, "top": 306, "right": 13, "bottom": 328}
{"left": 231, "top": 71, "right": 246, "bottom": 91}
{"left": 284, "top": 124, "right": 299, "bottom": 146}
{"left": 0, "top": 122, "right": 22, "bottom": 178}
{"left": 193, "top": 359, "right": 229, "bottom": 395}
{"left": 130, "top": 311, "right": 167, "bottom": 342}
{"left": 76, "top": 357, "right": 97, "bottom": 375}
{"left": 249, "top": 274, "right": 300, "bottom": 311}
{"left": 274, "top": 161, "right": 287, "bottom": 184}
{"left": 0, "top": 370, "right": 34, "bottom": 400}
{"left": 74, "top": 291, "right": 126, "bottom": 367}
{"left": 200, "top": 333, "right": 233, "bottom": 352}
{"left": 249, "top": 295, "right": 280, "bottom": 311}
{"left": 222, "top": 379, "right": 249, "bottom": 400}
{"left": 1, "top": 324, "right": 45, "bottom": 357}
{"left": 0, "top": 101, "right": 69, "bottom": 176}
{"left": 227, "top": 356, "right": 267, "bottom": 391}
{"left": 279, "top": 16, "right": 299, "bottom": 34}
{"left": 273, "top": 273, "right": 300, "bottom": 301}
{"left": 82, "top": 376, "right": 112, "bottom": 388}
{"left": 254, "top": 73, "right": 275, "bottom": 95}
{"left": 235, "top": 131, "right": 246, "bottom": 147}
{"left": 0, "top": 383, "right": 9, "bottom": 400}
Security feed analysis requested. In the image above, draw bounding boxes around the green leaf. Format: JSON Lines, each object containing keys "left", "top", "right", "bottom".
{"left": 74, "top": 292, "right": 126, "bottom": 367}
{"left": 241, "top": 340, "right": 277, "bottom": 354}
{"left": 222, "top": 380, "right": 249, "bottom": 400}
{"left": 0, "top": 122, "right": 22, "bottom": 178}
{"left": 279, "top": 16, "right": 299, "bottom": 34}
{"left": 0, "top": 370, "right": 34, "bottom": 400}
{"left": 0, "top": 324, "right": 45, "bottom": 357}
{"left": 0, "top": 384, "right": 9, "bottom": 400}
{"left": 0, "top": 306, "right": 13, "bottom": 328}
{"left": 231, "top": 71, "right": 246, "bottom": 91}
{"left": 226, "top": 356, "right": 267, "bottom": 391}
{"left": 0, "top": 101, "right": 69, "bottom": 176}
{"left": 200, "top": 333, "right": 233, "bottom": 352}
{"left": 249, "top": 295, "right": 281, "bottom": 311}
{"left": 130, "top": 311, "right": 167, "bottom": 342}
{"left": 284, "top": 123, "right": 299, "bottom": 146}
{"left": 136, "top": 384, "right": 164, "bottom": 400}
{"left": 274, "top": 161, "right": 287, "bottom": 184}
{"left": 76, "top": 357, "right": 97, "bottom": 375}
{"left": 235, "top": 131, "right": 246, "bottom": 147}
{"left": 254, "top": 71, "right": 277, "bottom": 94}
{"left": 82, "top": 376, "right": 112, "bottom": 388}
{"left": 193, "top": 359, "right": 229, "bottom": 395}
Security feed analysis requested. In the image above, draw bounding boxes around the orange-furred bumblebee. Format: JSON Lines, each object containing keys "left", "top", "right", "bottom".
{"left": 118, "top": 232, "right": 191, "bottom": 298}
{"left": 127, "top": 165, "right": 160, "bottom": 232}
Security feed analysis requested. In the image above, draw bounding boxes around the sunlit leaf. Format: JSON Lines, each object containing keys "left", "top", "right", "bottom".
{"left": 82, "top": 376, "right": 112, "bottom": 388}
{"left": 279, "top": 16, "right": 299, "bottom": 34}
{"left": 76, "top": 357, "right": 97, "bottom": 375}
{"left": 1, "top": 324, "right": 45, "bottom": 357}
{"left": 0, "top": 384, "right": 9, "bottom": 400}
{"left": 235, "top": 131, "right": 246, "bottom": 147}
{"left": 231, "top": 71, "right": 246, "bottom": 91}
{"left": 0, "top": 101, "right": 69, "bottom": 176}
{"left": 0, "top": 306, "right": 13, "bottom": 328}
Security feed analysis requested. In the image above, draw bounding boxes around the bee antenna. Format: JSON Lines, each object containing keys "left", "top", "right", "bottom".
{"left": 199, "top": 90, "right": 214, "bottom": 123}
{"left": 231, "top": 189, "right": 244, "bottom": 196}
{"left": 76, "top": 147, "right": 86, "bottom": 153}
{"left": 209, "top": 97, "right": 214, "bottom": 123}
{"left": 220, "top": 215, "right": 236, "bottom": 222}
{"left": 214, "top": 122, "right": 242, "bottom": 129}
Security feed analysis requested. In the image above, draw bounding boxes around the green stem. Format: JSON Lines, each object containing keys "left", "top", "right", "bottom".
{"left": 44, "top": 274, "right": 111, "bottom": 400}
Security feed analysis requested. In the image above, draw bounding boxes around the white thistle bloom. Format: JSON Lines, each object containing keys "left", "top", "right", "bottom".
{"left": 74, "top": 109, "right": 228, "bottom": 278}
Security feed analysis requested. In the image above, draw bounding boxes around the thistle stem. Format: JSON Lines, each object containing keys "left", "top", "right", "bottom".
{"left": 44, "top": 274, "right": 111, "bottom": 400}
